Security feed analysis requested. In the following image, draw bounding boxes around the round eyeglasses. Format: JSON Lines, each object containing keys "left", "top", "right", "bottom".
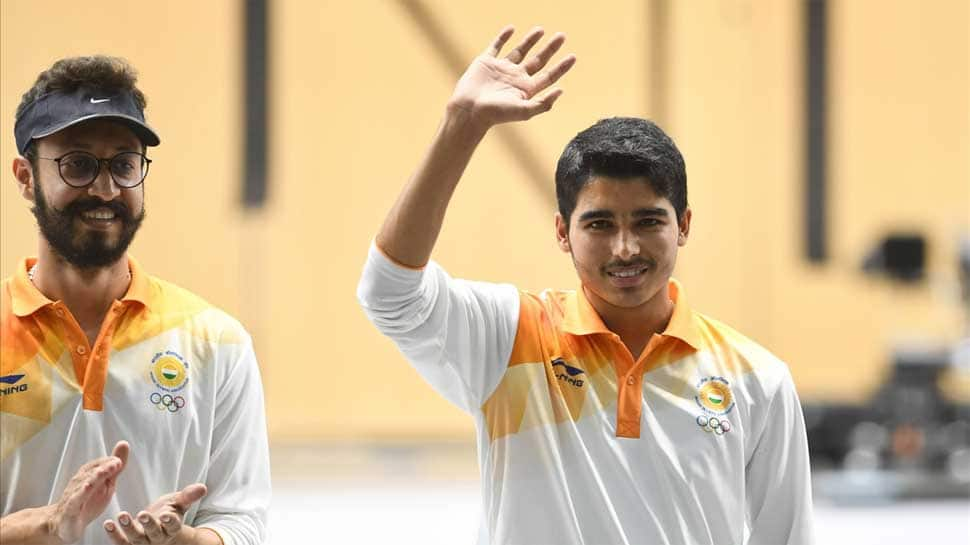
{"left": 37, "top": 151, "right": 152, "bottom": 189}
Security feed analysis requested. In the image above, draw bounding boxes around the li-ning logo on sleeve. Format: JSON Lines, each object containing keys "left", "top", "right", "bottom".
{"left": 0, "top": 374, "right": 28, "bottom": 396}
{"left": 551, "top": 358, "right": 585, "bottom": 388}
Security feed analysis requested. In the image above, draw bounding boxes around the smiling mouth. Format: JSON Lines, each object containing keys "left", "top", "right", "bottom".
{"left": 80, "top": 209, "right": 118, "bottom": 221}
{"left": 607, "top": 267, "right": 649, "bottom": 278}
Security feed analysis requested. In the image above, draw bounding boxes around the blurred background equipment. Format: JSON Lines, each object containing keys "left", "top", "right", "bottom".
{"left": 808, "top": 235, "right": 970, "bottom": 502}
{"left": 861, "top": 233, "right": 927, "bottom": 283}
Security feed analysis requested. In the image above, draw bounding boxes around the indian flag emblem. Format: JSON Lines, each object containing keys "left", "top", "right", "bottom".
{"left": 696, "top": 379, "right": 734, "bottom": 414}
{"left": 161, "top": 364, "right": 179, "bottom": 381}
{"left": 150, "top": 354, "right": 189, "bottom": 391}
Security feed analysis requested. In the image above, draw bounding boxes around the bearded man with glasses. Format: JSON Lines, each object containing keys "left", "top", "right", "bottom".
{"left": 0, "top": 56, "right": 270, "bottom": 545}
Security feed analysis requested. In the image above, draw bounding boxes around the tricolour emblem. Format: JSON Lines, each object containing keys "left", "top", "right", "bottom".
{"left": 694, "top": 376, "right": 735, "bottom": 415}
{"left": 150, "top": 351, "right": 189, "bottom": 392}
{"left": 693, "top": 376, "right": 735, "bottom": 436}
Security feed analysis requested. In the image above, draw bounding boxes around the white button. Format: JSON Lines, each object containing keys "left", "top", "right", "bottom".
{"left": 627, "top": 377, "right": 635, "bottom": 386}
{"left": 76, "top": 346, "right": 87, "bottom": 355}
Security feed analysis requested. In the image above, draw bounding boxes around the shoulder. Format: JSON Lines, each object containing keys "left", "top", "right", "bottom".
{"left": 508, "top": 288, "right": 571, "bottom": 364}
{"left": 692, "top": 312, "right": 792, "bottom": 397}
{"left": 519, "top": 288, "right": 572, "bottom": 319}
{"left": 141, "top": 276, "right": 251, "bottom": 346}
{"left": 1, "top": 276, "right": 14, "bottom": 320}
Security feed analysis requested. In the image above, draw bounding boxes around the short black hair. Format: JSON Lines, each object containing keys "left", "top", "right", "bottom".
{"left": 555, "top": 117, "right": 687, "bottom": 225}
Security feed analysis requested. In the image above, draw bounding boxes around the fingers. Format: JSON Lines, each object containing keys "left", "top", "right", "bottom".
{"left": 114, "top": 512, "right": 146, "bottom": 544}
{"left": 103, "top": 509, "right": 183, "bottom": 544}
{"left": 484, "top": 25, "right": 515, "bottom": 56}
{"left": 524, "top": 88, "right": 565, "bottom": 118}
{"left": 103, "top": 519, "right": 131, "bottom": 544}
{"left": 530, "top": 55, "right": 577, "bottom": 95}
{"left": 60, "top": 455, "right": 125, "bottom": 514}
{"left": 111, "top": 440, "right": 130, "bottom": 469}
{"left": 523, "top": 32, "right": 566, "bottom": 75}
{"left": 137, "top": 511, "right": 167, "bottom": 542}
{"left": 171, "top": 483, "right": 207, "bottom": 512}
{"left": 504, "top": 27, "right": 545, "bottom": 64}
{"left": 159, "top": 512, "right": 183, "bottom": 536}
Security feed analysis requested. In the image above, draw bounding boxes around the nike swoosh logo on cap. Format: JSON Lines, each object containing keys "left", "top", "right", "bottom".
{"left": 90, "top": 98, "right": 111, "bottom": 104}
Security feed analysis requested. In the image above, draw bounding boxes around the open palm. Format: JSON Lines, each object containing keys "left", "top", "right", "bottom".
{"left": 52, "top": 441, "right": 128, "bottom": 543}
{"left": 450, "top": 27, "right": 576, "bottom": 126}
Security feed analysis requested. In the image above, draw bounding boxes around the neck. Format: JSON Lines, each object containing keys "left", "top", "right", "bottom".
{"left": 584, "top": 282, "right": 674, "bottom": 359}
{"left": 32, "top": 241, "right": 131, "bottom": 339}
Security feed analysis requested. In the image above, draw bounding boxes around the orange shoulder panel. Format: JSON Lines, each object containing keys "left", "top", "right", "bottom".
{"left": 508, "top": 292, "right": 559, "bottom": 366}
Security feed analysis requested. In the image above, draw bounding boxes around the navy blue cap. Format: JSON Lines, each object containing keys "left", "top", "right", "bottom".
{"left": 14, "top": 86, "right": 160, "bottom": 154}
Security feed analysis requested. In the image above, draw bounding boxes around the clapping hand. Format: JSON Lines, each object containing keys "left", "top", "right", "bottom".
{"left": 103, "top": 484, "right": 208, "bottom": 545}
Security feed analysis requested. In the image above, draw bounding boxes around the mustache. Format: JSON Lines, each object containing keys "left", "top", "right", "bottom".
{"left": 61, "top": 198, "right": 134, "bottom": 220}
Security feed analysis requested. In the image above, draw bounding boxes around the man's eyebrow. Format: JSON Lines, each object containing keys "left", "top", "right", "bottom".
{"left": 58, "top": 140, "right": 139, "bottom": 153}
{"left": 577, "top": 209, "right": 615, "bottom": 222}
{"left": 632, "top": 207, "right": 669, "bottom": 218}
{"left": 61, "top": 140, "right": 94, "bottom": 150}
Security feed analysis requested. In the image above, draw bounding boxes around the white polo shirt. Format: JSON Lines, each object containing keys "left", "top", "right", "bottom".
{"left": 1, "top": 257, "right": 270, "bottom": 545}
{"left": 358, "top": 244, "right": 815, "bottom": 545}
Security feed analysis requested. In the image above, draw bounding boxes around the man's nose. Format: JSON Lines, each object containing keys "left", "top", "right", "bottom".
{"left": 613, "top": 229, "right": 640, "bottom": 261}
{"left": 86, "top": 161, "right": 121, "bottom": 201}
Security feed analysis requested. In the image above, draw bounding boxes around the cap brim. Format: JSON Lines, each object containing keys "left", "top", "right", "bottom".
{"left": 31, "top": 113, "right": 161, "bottom": 148}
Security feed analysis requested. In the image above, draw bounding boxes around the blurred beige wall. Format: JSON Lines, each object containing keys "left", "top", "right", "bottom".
{"left": 2, "top": 1, "right": 967, "bottom": 441}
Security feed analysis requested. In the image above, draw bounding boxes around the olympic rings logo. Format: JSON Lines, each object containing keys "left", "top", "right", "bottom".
{"left": 696, "top": 415, "right": 731, "bottom": 435}
{"left": 150, "top": 392, "right": 186, "bottom": 413}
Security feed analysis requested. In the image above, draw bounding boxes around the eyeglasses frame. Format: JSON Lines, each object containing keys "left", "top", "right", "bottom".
{"left": 36, "top": 150, "right": 152, "bottom": 189}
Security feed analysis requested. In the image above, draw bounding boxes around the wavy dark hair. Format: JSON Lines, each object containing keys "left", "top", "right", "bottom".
{"left": 555, "top": 117, "right": 687, "bottom": 225}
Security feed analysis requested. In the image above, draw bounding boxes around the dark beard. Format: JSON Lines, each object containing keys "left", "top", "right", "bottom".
{"left": 32, "top": 182, "right": 145, "bottom": 269}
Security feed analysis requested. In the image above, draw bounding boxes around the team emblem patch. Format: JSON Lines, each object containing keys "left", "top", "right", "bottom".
{"left": 693, "top": 376, "right": 735, "bottom": 436}
{"left": 150, "top": 351, "right": 190, "bottom": 392}
{"left": 694, "top": 376, "right": 735, "bottom": 415}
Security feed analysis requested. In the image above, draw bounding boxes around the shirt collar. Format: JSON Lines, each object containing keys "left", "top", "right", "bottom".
{"left": 10, "top": 258, "right": 51, "bottom": 317}
{"left": 10, "top": 256, "right": 152, "bottom": 317}
{"left": 561, "top": 278, "right": 704, "bottom": 351}
{"left": 122, "top": 256, "right": 151, "bottom": 307}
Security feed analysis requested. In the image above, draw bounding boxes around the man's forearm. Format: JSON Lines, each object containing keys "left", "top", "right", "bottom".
{"left": 375, "top": 104, "right": 489, "bottom": 268}
{"left": 0, "top": 507, "right": 60, "bottom": 545}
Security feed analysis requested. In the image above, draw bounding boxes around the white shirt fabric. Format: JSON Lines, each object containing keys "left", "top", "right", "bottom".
{"left": 358, "top": 244, "right": 815, "bottom": 545}
{"left": 1, "top": 258, "right": 270, "bottom": 545}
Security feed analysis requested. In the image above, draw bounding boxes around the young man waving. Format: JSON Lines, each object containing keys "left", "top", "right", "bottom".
{"left": 358, "top": 27, "right": 814, "bottom": 544}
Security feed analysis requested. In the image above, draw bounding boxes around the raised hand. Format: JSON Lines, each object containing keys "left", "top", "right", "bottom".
{"left": 449, "top": 26, "right": 576, "bottom": 128}
{"left": 103, "top": 483, "right": 209, "bottom": 545}
{"left": 46, "top": 441, "right": 129, "bottom": 544}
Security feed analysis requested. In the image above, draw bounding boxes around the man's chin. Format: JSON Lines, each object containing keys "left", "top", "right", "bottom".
{"left": 54, "top": 237, "right": 131, "bottom": 269}
{"left": 602, "top": 282, "right": 667, "bottom": 309}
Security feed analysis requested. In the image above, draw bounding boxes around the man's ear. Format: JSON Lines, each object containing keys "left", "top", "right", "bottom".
{"left": 555, "top": 213, "right": 571, "bottom": 253}
{"left": 678, "top": 207, "right": 692, "bottom": 247}
{"left": 12, "top": 156, "right": 35, "bottom": 201}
